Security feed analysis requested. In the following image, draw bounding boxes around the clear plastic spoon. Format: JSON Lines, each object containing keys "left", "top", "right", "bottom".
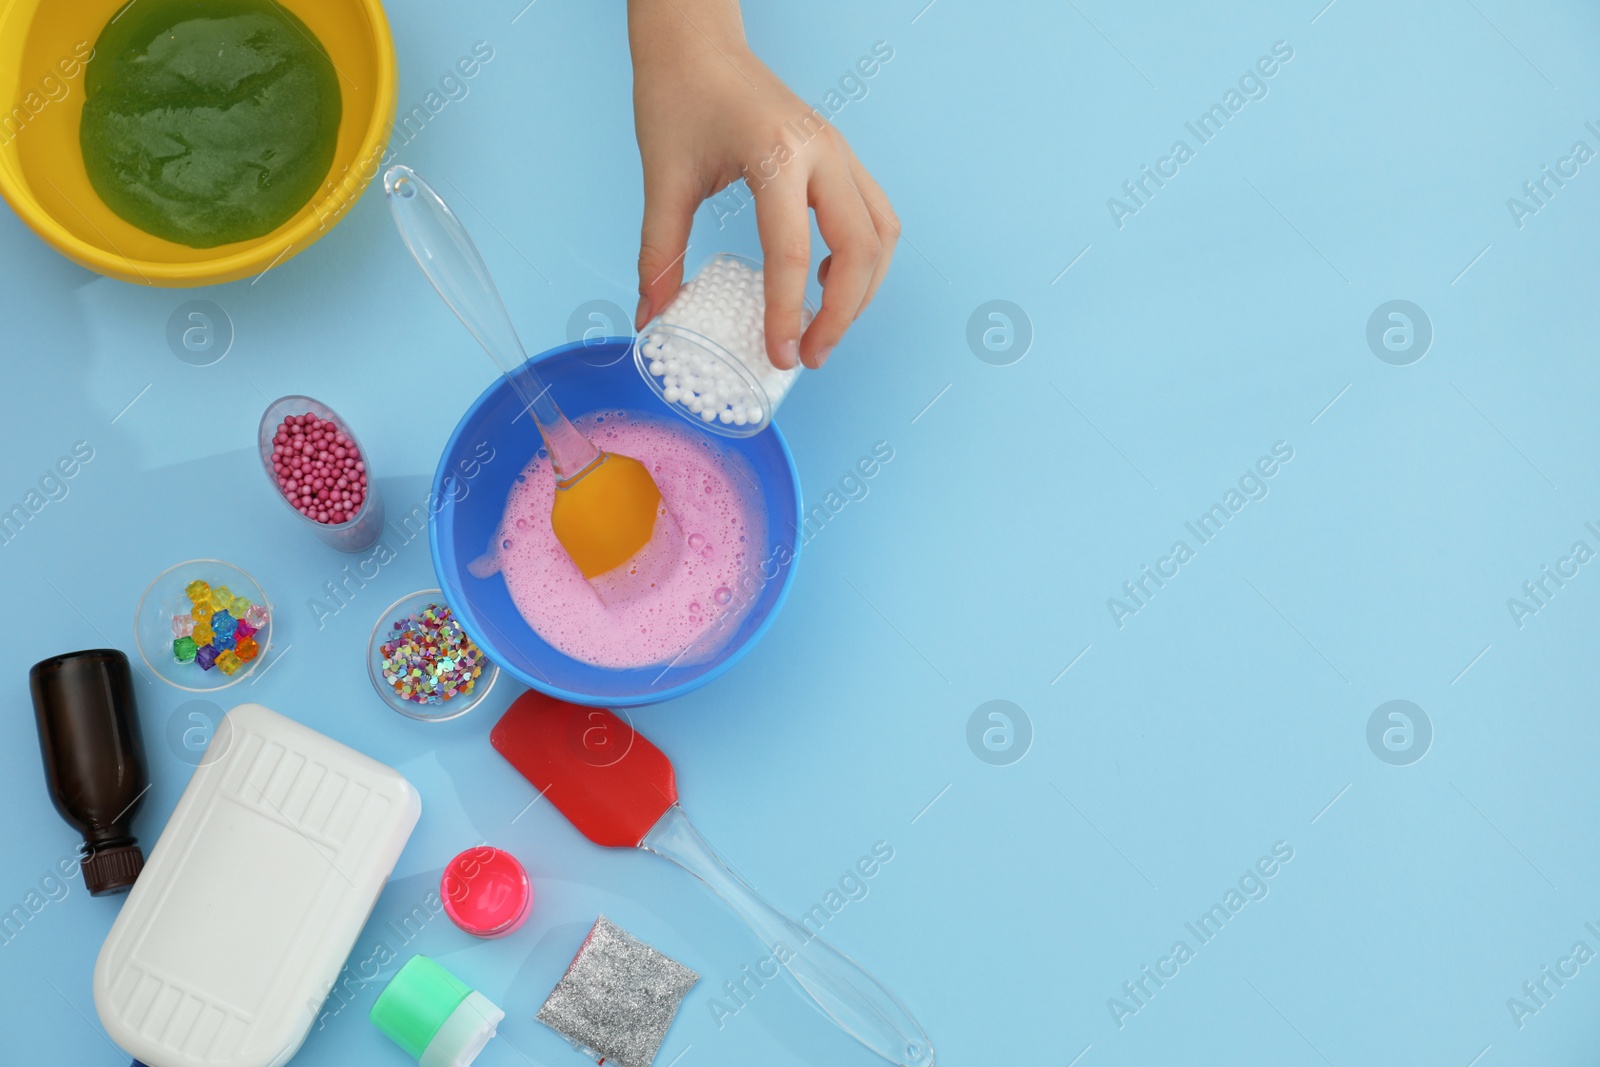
{"left": 384, "top": 165, "right": 677, "bottom": 598}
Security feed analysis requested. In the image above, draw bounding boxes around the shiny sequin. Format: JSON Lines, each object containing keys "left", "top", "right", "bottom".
{"left": 378, "top": 601, "right": 485, "bottom": 705}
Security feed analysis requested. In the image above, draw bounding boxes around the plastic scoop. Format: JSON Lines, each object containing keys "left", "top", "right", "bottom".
{"left": 384, "top": 166, "right": 678, "bottom": 597}
{"left": 491, "top": 691, "right": 935, "bottom": 1067}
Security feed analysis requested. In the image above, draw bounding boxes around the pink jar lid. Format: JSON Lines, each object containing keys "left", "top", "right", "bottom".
{"left": 441, "top": 846, "right": 532, "bottom": 938}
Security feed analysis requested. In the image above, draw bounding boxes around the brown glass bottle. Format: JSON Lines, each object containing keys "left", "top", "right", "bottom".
{"left": 29, "top": 649, "right": 148, "bottom": 895}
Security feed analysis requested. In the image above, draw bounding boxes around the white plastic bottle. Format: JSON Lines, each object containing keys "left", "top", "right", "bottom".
{"left": 94, "top": 703, "right": 422, "bottom": 1067}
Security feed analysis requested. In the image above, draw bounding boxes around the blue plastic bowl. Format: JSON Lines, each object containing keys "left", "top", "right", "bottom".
{"left": 430, "top": 338, "right": 802, "bottom": 707}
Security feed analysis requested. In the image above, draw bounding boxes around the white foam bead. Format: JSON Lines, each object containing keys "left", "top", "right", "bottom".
{"left": 651, "top": 259, "right": 795, "bottom": 427}
{"left": 649, "top": 360, "right": 666, "bottom": 376}
{"left": 663, "top": 386, "right": 680, "bottom": 401}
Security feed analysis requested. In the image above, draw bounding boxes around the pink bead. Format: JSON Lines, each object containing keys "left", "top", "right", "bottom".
{"left": 270, "top": 412, "right": 369, "bottom": 526}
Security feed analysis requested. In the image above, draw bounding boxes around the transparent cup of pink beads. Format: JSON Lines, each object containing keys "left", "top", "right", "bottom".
{"left": 634, "top": 252, "right": 815, "bottom": 438}
{"left": 258, "top": 395, "right": 384, "bottom": 553}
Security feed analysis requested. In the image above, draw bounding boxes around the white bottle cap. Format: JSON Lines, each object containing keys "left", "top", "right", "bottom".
{"left": 420, "top": 992, "right": 504, "bottom": 1067}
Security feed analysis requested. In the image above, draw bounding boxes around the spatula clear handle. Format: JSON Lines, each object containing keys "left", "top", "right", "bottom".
{"left": 641, "top": 805, "right": 934, "bottom": 1066}
{"left": 383, "top": 165, "right": 599, "bottom": 480}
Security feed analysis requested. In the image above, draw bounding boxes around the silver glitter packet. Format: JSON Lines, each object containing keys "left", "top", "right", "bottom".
{"left": 537, "top": 915, "right": 699, "bottom": 1067}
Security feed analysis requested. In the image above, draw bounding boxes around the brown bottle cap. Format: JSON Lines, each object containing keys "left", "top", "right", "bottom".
{"left": 82, "top": 845, "right": 144, "bottom": 896}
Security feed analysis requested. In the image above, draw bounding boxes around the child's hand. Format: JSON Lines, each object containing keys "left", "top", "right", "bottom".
{"left": 629, "top": 0, "right": 897, "bottom": 371}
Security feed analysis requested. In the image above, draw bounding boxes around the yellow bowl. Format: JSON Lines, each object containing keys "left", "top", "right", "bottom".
{"left": 0, "top": 0, "right": 396, "bottom": 286}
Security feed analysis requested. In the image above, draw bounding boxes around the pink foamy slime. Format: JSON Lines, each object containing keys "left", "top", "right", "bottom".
{"left": 470, "top": 412, "right": 763, "bottom": 669}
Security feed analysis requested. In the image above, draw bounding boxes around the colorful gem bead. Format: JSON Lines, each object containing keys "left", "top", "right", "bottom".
{"left": 174, "top": 577, "right": 268, "bottom": 678}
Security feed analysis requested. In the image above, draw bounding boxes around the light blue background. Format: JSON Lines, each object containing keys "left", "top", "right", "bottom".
{"left": 3, "top": 0, "right": 1599, "bottom": 1064}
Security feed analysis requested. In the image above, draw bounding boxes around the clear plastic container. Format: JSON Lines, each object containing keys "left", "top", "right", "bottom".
{"left": 368, "top": 589, "right": 499, "bottom": 722}
{"left": 634, "top": 252, "right": 815, "bottom": 437}
{"left": 258, "top": 394, "right": 384, "bottom": 552}
{"left": 134, "top": 559, "right": 272, "bottom": 692}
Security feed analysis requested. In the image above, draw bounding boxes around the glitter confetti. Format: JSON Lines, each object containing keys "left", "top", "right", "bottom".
{"left": 378, "top": 601, "right": 484, "bottom": 705}
{"left": 537, "top": 915, "right": 698, "bottom": 1067}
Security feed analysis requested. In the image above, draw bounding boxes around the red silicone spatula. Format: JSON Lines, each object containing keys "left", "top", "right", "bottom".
{"left": 491, "top": 691, "right": 934, "bottom": 1067}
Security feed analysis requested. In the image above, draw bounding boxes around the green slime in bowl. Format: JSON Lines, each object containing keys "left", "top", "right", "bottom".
{"left": 80, "top": 0, "right": 342, "bottom": 249}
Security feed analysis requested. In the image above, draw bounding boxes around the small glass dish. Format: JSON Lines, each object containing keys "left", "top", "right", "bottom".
{"left": 367, "top": 589, "right": 499, "bottom": 722}
{"left": 135, "top": 559, "right": 272, "bottom": 692}
{"left": 258, "top": 394, "right": 384, "bottom": 553}
{"left": 634, "top": 252, "right": 815, "bottom": 437}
